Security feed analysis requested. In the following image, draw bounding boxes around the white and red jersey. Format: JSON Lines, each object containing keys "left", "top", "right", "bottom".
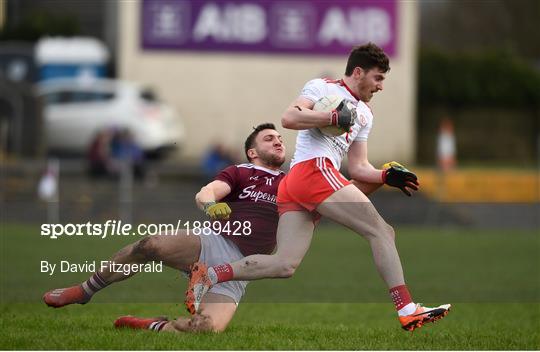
{"left": 214, "top": 163, "right": 285, "bottom": 256}
{"left": 290, "top": 78, "right": 375, "bottom": 170}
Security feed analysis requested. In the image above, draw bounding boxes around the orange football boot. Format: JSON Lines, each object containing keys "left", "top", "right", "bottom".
{"left": 399, "top": 303, "right": 451, "bottom": 331}
{"left": 184, "top": 262, "right": 212, "bottom": 315}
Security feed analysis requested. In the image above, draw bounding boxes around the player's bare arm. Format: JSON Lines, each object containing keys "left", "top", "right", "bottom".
{"left": 195, "top": 180, "right": 232, "bottom": 210}
{"left": 281, "top": 97, "right": 330, "bottom": 130}
{"left": 347, "top": 140, "right": 385, "bottom": 183}
{"left": 348, "top": 141, "right": 419, "bottom": 197}
{"left": 195, "top": 180, "right": 233, "bottom": 219}
{"left": 282, "top": 96, "right": 356, "bottom": 132}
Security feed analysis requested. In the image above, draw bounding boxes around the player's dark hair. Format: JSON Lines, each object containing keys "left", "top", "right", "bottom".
{"left": 344, "top": 42, "right": 390, "bottom": 76}
{"left": 244, "top": 123, "right": 277, "bottom": 162}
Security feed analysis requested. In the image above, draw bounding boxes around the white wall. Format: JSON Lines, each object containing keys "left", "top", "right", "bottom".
{"left": 118, "top": 1, "right": 418, "bottom": 166}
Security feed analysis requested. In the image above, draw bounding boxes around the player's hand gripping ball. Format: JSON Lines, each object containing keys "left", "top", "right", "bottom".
{"left": 382, "top": 161, "right": 420, "bottom": 197}
{"left": 204, "top": 202, "right": 232, "bottom": 220}
{"left": 314, "top": 95, "right": 357, "bottom": 136}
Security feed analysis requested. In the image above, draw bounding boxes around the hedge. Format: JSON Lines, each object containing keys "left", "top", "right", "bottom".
{"left": 418, "top": 49, "right": 540, "bottom": 108}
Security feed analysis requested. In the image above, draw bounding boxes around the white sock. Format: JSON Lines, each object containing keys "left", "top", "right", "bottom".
{"left": 81, "top": 272, "right": 109, "bottom": 297}
{"left": 398, "top": 302, "right": 417, "bottom": 316}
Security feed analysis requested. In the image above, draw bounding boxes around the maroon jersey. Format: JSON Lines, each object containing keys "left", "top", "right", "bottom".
{"left": 214, "top": 163, "right": 285, "bottom": 256}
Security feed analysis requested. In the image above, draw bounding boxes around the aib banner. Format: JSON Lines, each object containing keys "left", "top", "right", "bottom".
{"left": 141, "top": 0, "right": 397, "bottom": 56}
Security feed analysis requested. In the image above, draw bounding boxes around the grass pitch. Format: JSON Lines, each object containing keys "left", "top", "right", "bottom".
{"left": 1, "top": 223, "right": 539, "bottom": 349}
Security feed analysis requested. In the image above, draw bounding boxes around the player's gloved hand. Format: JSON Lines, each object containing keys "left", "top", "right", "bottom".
{"left": 330, "top": 100, "right": 356, "bottom": 132}
{"left": 203, "top": 202, "right": 232, "bottom": 220}
{"left": 381, "top": 161, "right": 419, "bottom": 197}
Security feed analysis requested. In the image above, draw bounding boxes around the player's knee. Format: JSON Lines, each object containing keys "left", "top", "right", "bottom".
{"left": 374, "top": 222, "right": 395, "bottom": 242}
{"left": 365, "top": 221, "right": 395, "bottom": 242}
{"left": 385, "top": 224, "right": 395, "bottom": 241}
{"left": 189, "top": 314, "right": 220, "bottom": 332}
{"left": 132, "top": 236, "right": 160, "bottom": 260}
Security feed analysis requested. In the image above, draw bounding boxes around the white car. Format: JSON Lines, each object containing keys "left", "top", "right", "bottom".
{"left": 37, "top": 78, "right": 184, "bottom": 157}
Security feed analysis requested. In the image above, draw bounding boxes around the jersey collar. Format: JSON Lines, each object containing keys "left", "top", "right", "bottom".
{"left": 239, "top": 163, "right": 283, "bottom": 176}
{"left": 339, "top": 79, "right": 360, "bottom": 101}
{"left": 253, "top": 164, "right": 283, "bottom": 175}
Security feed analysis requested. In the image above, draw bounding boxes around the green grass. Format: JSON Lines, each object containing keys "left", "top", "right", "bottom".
{"left": 1, "top": 223, "right": 539, "bottom": 349}
{"left": 1, "top": 303, "right": 539, "bottom": 349}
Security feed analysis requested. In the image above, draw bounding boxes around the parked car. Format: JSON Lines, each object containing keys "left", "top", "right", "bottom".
{"left": 37, "top": 78, "right": 184, "bottom": 158}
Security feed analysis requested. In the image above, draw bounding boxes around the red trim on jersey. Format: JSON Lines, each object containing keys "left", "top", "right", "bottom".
{"left": 323, "top": 77, "right": 340, "bottom": 84}
{"left": 339, "top": 79, "right": 360, "bottom": 101}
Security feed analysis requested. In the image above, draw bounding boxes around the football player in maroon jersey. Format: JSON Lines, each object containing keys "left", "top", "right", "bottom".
{"left": 43, "top": 123, "right": 286, "bottom": 333}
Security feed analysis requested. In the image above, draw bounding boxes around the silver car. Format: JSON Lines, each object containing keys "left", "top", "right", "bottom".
{"left": 37, "top": 78, "right": 184, "bottom": 157}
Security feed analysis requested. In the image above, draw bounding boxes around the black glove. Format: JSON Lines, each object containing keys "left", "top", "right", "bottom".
{"left": 382, "top": 161, "right": 419, "bottom": 197}
{"left": 330, "top": 100, "right": 356, "bottom": 132}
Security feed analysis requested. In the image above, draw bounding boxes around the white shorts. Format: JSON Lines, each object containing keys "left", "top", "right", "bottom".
{"left": 196, "top": 233, "right": 249, "bottom": 305}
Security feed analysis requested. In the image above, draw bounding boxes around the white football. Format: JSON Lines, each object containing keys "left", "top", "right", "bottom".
{"left": 313, "top": 95, "right": 355, "bottom": 136}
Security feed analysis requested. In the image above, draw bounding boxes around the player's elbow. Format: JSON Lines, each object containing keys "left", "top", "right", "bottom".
{"left": 349, "top": 170, "right": 361, "bottom": 182}
{"left": 385, "top": 224, "right": 396, "bottom": 241}
{"left": 348, "top": 164, "right": 370, "bottom": 182}
{"left": 277, "top": 258, "right": 301, "bottom": 278}
{"left": 281, "top": 107, "right": 302, "bottom": 130}
{"left": 281, "top": 114, "right": 295, "bottom": 130}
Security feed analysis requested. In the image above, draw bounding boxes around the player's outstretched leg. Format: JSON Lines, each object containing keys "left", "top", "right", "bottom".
{"left": 185, "top": 211, "right": 315, "bottom": 315}
{"left": 43, "top": 238, "right": 147, "bottom": 307}
{"left": 114, "top": 316, "right": 169, "bottom": 331}
{"left": 42, "top": 274, "right": 105, "bottom": 308}
{"left": 44, "top": 230, "right": 200, "bottom": 308}
{"left": 316, "top": 185, "right": 451, "bottom": 331}
{"left": 118, "top": 293, "right": 237, "bottom": 333}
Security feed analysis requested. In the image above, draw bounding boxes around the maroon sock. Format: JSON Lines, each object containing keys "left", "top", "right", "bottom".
{"left": 389, "top": 285, "right": 413, "bottom": 311}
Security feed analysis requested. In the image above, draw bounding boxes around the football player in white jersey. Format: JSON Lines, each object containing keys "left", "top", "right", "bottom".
{"left": 186, "top": 43, "right": 450, "bottom": 332}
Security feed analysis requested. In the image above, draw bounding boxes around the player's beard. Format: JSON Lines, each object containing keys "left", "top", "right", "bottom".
{"left": 357, "top": 77, "right": 373, "bottom": 102}
{"left": 257, "top": 149, "right": 285, "bottom": 168}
